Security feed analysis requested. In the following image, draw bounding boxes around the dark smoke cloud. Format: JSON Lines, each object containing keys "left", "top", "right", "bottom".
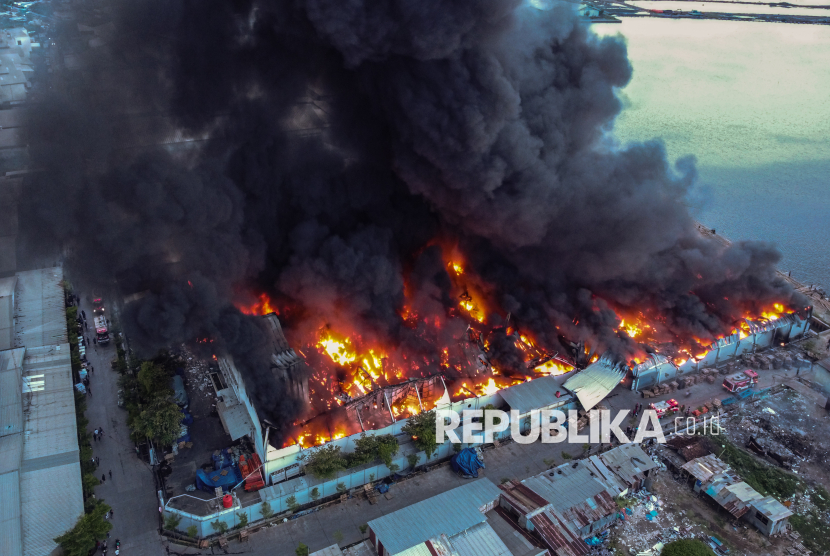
{"left": 19, "top": 0, "right": 803, "bottom": 442}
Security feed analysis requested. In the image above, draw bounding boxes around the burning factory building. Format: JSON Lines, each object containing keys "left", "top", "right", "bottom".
{"left": 214, "top": 283, "right": 813, "bottom": 484}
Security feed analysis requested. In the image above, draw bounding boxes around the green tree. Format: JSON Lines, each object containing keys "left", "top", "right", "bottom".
{"left": 358, "top": 524, "right": 368, "bottom": 535}
{"left": 561, "top": 452, "right": 572, "bottom": 460}
{"left": 286, "top": 495, "right": 299, "bottom": 512}
{"left": 310, "top": 487, "right": 320, "bottom": 501}
{"left": 137, "top": 361, "right": 172, "bottom": 396}
{"left": 336, "top": 482, "right": 347, "bottom": 494}
{"left": 236, "top": 511, "right": 248, "bottom": 528}
{"left": 187, "top": 525, "right": 198, "bottom": 538}
{"left": 296, "top": 542, "right": 310, "bottom": 556}
{"left": 260, "top": 501, "right": 274, "bottom": 519}
{"left": 402, "top": 410, "right": 438, "bottom": 458}
{"left": 54, "top": 502, "right": 112, "bottom": 556}
{"left": 333, "top": 529, "right": 344, "bottom": 544}
{"left": 388, "top": 463, "right": 400, "bottom": 473}
{"left": 661, "top": 539, "right": 716, "bottom": 556}
{"left": 347, "top": 434, "right": 398, "bottom": 468}
{"left": 82, "top": 473, "right": 100, "bottom": 496}
{"left": 129, "top": 395, "right": 183, "bottom": 445}
{"left": 376, "top": 435, "right": 399, "bottom": 467}
{"left": 300, "top": 444, "right": 346, "bottom": 478}
{"left": 407, "top": 454, "right": 419, "bottom": 469}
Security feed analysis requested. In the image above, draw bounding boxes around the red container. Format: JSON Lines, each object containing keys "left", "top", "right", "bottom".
{"left": 222, "top": 494, "right": 233, "bottom": 508}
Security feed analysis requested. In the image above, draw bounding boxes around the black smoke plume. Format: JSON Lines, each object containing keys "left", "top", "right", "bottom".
{"left": 19, "top": 0, "right": 803, "bottom": 443}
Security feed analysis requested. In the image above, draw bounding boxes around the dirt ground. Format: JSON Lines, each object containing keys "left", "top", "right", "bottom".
{"left": 610, "top": 473, "right": 778, "bottom": 556}
{"left": 611, "top": 385, "right": 830, "bottom": 556}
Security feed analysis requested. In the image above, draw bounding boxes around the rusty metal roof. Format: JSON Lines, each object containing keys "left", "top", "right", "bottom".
{"left": 681, "top": 454, "right": 730, "bottom": 484}
{"left": 598, "top": 443, "right": 658, "bottom": 489}
{"left": 706, "top": 479, "right": 763, "bottom": 518}
{"left": 529, "top": 510, "right": 590, "bottom": 556}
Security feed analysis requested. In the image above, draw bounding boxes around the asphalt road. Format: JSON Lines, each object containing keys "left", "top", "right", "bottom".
{"left": 79, "top": 295, "right": 167, "bottom": 556}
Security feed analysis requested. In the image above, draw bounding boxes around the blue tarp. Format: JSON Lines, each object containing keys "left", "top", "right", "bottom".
{"left": 212, "top": 448, "right": 235, "bottom": 470}
{"left": 195, "top": 465, "right": 241, "bottom": 494}
{"left": 451, "top": 448, "right": 485, "bottom": 479}
{"left": 180, "top": 409, "right": 194, "bottom": 425}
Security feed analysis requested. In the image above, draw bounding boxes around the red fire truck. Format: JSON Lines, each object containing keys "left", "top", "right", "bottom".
{"left": 649, "top": 398, "right": 679, "bottom": 418}
{"left": 92, "top": 297, "right": 110, "bottom": 345}
{"left": 722, "top": 369, "right": 758, "bottom": 393}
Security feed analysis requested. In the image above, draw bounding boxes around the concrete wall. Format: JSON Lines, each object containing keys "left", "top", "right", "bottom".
{"left": 219, "top": 357, "right": 266, "bottom": 460}
{"left": 632, "top": 314, "right": 812, "bottom": 391}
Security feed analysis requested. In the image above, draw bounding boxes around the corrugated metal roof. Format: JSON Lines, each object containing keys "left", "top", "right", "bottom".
{"left": 11, "top": 268, "right": 83, "bottom": 555}
{"left": 498, "top": 375, "right": 572, "bottom": 415}
{"left": 21, "top": 345, "right": 78, "bottom": 460}
{"left": 368, "top": 479, "right": 501, "bottom": 555}
{"left": 706, "top": 480, "right": 762, "bottom": 518}
{"left": 681, "top": 454, "right": 730, "bottom": 484}
{"left": 0, "top": 276, "right": 15, "bottom": 297}
{"left": 562, "top": 358, "right": 625, "bottom": 411}
{"left": 0, "top": 276, "right": 16, "bottom": 351}
{"left": 0, "top": 470, "right": 22, "bottom": 556}
{"left": 395, "top": 543, "right": 436, "bottom": 556}
{"left": 522, "top": 461, "right": 616, "bottom": 514}
{"left": 216, "top": 398, "right": 255, "bottom": 441}
{"left": 599, "top": 444, "right": 658, "bottom": 489}
{"left": 751, "top": 496, "right": 793, "bottom": 522}
{"left": 309, "top": 545, "right": 344, "bottom": 556}
{"left": 21, "top": 464, "right": 83, "bottom": 556}
{"left": 13, "top": 268, "right": 67, "bottom": 348}
{"left": 0, "top": 348, "right": 24, "bottom": 444}
{"left": 529, "top": 510, "right": 590, "bottom": 556}
{"left": 450, "top": 521, "right": 512, "bottom": 556}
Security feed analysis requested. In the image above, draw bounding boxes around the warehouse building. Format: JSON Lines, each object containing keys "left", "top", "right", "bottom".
{"left": 366, "top": 479, "right": 547, "bottom": 556}
{"left": 0, "top": 267, "right": 84, "bottom": 556}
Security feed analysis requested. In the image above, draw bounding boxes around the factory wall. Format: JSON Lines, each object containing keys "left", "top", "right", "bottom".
{"left": 631, "top": 313, "right": 812, "bottom": 391}
{"left": 163, "top": 391, "right": 577, "bottom": 538}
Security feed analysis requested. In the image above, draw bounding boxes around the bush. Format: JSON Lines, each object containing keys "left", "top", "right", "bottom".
{"left": 661, "top": 539, "right": 716, "bottom": 556}
{"left": 717, "top": 438, "right": 803, "bottom": 498}
{"left": 235, "top": 512, "right": 248, "bottom": 529}
{"left": 300, "top": 444, "right": 346, "bottom": 478}
{"left": 336, "top": 482, "right": 347, "bottom": 494}
{"left": 407, "top": 454, "right": 419, "bottom": 469}
{"left": 210, "top": 520, "right": 228, "bottom": 534}
{"left": 310, "top": 487, "right": 320, "bottom": 501}
{"left": 791, "top": 511, "right": 830, "bottom": 554}
{"left": 296, "top": 542, "right": 309, "bottom": 556}
{"left": 286, "top": 495, "right": 299, "bottom": 512}
{"left": 187, "top": 525, "right": 198, "bottom": 538}
{"left": 164, "top": 514, "right": 182, "bottom": 531}
{"left": 260, "top": 501, "right": 274, "bottom": 519}
{"left": 561, "top": 452, "right": 572, "bottom": 460}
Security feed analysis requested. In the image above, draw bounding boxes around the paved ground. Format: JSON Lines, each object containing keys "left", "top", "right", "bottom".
{"left": 79, "top": 295, "right": 167, "bottom": 556}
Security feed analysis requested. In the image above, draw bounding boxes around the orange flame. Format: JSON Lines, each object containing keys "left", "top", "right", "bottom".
{"left": 238, "top": 293, "right": 277, "bottom": 316}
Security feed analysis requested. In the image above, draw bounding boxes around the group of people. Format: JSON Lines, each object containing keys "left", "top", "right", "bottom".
{"left": 95, "top": 538, "right": 120, "bottom": 555}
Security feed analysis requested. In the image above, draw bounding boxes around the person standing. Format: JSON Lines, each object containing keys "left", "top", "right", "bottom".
{"left": 82, "top": 309, "right": 86, "bottom": 319}
{"left": 101, "top": 474, "right": 106, "bottom": 484}
{"left": 108, "top": 470, "right": 112, "bottom": 480}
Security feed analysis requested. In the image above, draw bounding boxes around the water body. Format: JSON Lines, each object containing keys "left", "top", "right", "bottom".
{"left": 595, "top": 19, "right": 830, "bottom": 290}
